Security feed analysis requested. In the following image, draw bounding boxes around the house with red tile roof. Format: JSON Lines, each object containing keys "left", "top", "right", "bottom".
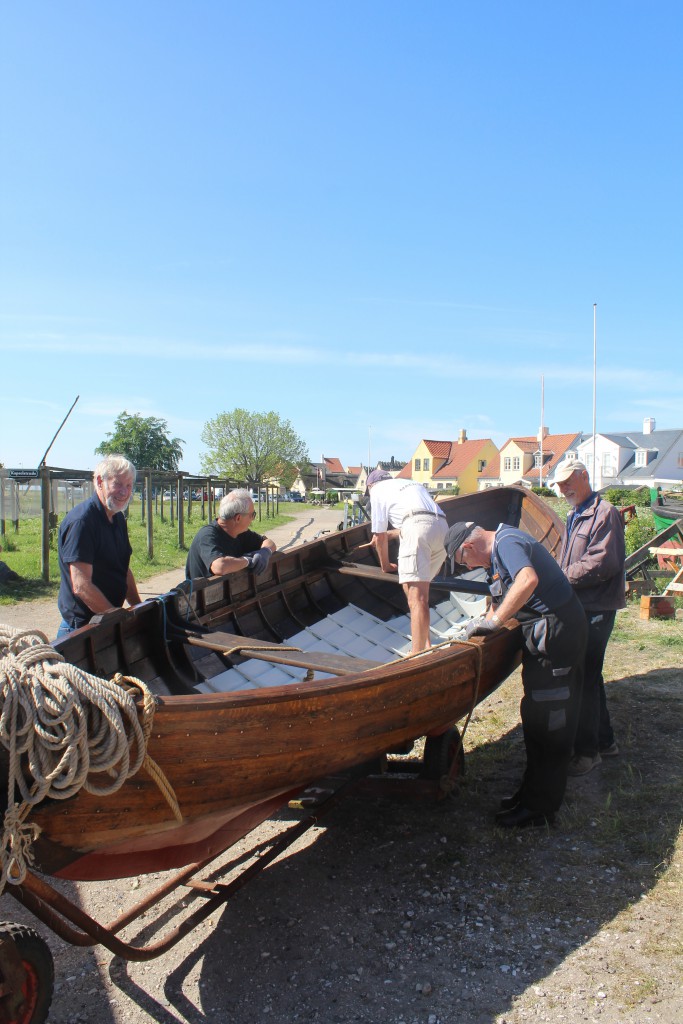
{"left": 406, "top": 430, "right": 498, "bottom": 495}
{"left": 479, "top": 430, "right": 583, "bottom": 489}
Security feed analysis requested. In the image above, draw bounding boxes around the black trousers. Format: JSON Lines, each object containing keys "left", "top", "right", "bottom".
{"left": 573, "top": 609, "right": 617, "bottom": 757}
{"left": 517, "top": 594, "right": 588, "bottom": 815}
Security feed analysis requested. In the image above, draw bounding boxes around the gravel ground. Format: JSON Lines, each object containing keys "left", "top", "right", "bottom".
{"left": 1, "top": 532, "right": 681, "bottom": 1023}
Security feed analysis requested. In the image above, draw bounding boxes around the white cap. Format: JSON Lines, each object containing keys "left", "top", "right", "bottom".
{"left": 554, "top": 460, "right": 587, "bottom": 484}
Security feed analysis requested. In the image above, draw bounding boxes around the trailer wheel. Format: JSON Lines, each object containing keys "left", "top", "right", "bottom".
{"left": 0, "top": 923, "right": 54, "bottom": 1024}
{"left": 422, "top": 727, "right": 465, "bottom": 782}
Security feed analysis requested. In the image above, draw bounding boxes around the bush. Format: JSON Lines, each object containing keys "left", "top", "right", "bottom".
{"left": 624, "top": 509, "right": 656, "bottom": 556}
{"left": 604, "top": 486, "right": 650, "bottom": 508}
{"left": 531, "top": 486, "right": 556, "bottom": 497}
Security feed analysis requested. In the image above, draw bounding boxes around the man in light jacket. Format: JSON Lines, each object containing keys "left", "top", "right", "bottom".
{"left": 555, "top": 460, "right": 626, "bottom": 776}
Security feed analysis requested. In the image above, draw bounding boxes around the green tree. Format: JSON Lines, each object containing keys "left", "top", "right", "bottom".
{"left": 201, "top": 409, "right": 309, "bottom": 489}
{"left": 95, "top": 412, "right": 185, "bottom": 471}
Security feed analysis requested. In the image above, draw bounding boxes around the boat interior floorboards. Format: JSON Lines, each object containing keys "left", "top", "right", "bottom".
{"left": 193, "top": 577, "right": 487, "bottom": 694}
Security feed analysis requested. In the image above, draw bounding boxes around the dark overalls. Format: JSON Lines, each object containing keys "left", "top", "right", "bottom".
{"left": 491, "top": 526, "right": 588, "bottom": 815}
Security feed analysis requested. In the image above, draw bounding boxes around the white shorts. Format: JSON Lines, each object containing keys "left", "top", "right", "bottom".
{"left": 398, "top": 515, "right": 448, "bottom": 584}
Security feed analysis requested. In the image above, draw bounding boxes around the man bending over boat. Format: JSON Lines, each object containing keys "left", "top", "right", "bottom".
{"left": 365, "top": 469, "right": 447, "bottom": 654}
{"left": 185, "top": 489, "right": 276, "bottom": 580}
{"left": 448, "top": 520, "right": 587, "bottom": 830}
{"left": 56, "top": 455, "right": 141, "bottom": 640}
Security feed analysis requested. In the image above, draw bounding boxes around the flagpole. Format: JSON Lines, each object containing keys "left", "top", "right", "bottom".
{"left": 592, "top": 303, "right": 597, "bottom": 489}
{"left": 540, "top": 374, "right": 544, "bottom": 487}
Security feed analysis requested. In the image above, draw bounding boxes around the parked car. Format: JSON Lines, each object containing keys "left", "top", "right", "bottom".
{"left": 290, "top": 492, "right": 304, "bottom": 502}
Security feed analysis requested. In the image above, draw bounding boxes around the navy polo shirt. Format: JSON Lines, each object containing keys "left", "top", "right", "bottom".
{"left": 58, "top": 494, "right": 133, "bottom": 628}
{"left": 491, "top": 525, "right": 572, "bottom": 618}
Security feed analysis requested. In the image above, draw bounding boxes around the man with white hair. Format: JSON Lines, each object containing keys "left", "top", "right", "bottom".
{"left": 365, "top": 469, "right": 447, "bottom": 654}
{"left": 555, "top": 459, "right": 625, "bottom": 776}
{"left": 185, "top": 489, "right": 276, "bottom": 580}
{"left": 56, "top": 455, "right": 141, "bottom": 638}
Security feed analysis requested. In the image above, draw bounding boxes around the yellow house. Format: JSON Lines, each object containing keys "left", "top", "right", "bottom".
{"left": 408, "top": 431, "right": 498, "bottom": 495}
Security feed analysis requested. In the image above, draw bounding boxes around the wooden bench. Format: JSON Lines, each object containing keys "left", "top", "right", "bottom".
{"left": 186, "top": 631, "right": 384, "bottom": 677}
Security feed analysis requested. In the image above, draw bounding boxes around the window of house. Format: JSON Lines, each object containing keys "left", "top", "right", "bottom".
{"left": 504, "top": 457, "right": 511, "bottom": 471}
{"left": 678, "top": 452, "right": 683, "bottom": 468}
{"left": 478, "top": 460, "right": 486, "bottom": 472}
{"left": 513, "top": 457, "right": 520, "bottom": 471}
{"left": 423, "top": 458, "right": 430, "bottom": 471}
{"left": 635, "top": 449, "right": 647, "bottom": 467}
{"left": 534, "top": 454, "right": 542, "bottom": 467}
{"left": 414, "top": 459, "right": 421, "bottom": 471}
{"left": 437, "top": 482, "right": 443, "bottom": 489}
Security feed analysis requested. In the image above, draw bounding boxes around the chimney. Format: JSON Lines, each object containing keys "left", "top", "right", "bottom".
{"left": 458, "top": 429, "right": 467, "bottom": 444}
{"left": 643, "top": 417, "right": 656, "bottom": 435}
{"left": 537, "top": 426, "right": 549, "bottom": 443}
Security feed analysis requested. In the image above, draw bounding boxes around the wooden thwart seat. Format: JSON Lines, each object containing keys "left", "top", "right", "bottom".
{"left": 334, "top": 562, "right": 489, "bottom": 595}
{"left": 186, "top": 631, "right": 384, "bottom": 677}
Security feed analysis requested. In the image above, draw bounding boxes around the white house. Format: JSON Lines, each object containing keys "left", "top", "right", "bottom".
{"left": 551, "top": 419, "right": 683, "bottom": 491}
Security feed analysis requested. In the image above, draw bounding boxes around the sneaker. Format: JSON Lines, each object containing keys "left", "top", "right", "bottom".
{"left": 599, "top": 741, "right": 619, "bottom": 757}
{"left": 567, "top": 753, "right": 601, "bottom": 777}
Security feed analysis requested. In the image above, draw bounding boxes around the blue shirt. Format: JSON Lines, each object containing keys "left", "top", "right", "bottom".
{"left": 58, "top": 494, "right": 133, "bottom": 628}
{"left": 565, "top": 491, "right": 596, "bottom": 537}
{"left": 491, "top": 525, "right": 573, "bottom": 618}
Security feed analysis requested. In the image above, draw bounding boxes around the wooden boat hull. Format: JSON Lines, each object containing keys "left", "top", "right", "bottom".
{"left": 18, "top": 486, "right": 562, "bottom": 881}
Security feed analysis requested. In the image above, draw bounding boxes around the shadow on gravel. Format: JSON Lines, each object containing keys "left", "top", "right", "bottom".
{"left": 13, "top": 666, "right": 678, "bottom": 1023}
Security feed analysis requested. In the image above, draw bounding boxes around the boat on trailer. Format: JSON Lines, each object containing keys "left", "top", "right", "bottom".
{"left": 0, "top": 485, "right": 562, "bottom": 1021}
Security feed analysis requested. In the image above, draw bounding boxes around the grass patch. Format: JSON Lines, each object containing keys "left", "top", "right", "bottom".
{"left": 0, "top": 506, "right": 295, "bottom": 604}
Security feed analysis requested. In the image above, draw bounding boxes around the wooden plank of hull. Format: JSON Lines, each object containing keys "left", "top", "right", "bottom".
{"left": 29, "top": 628, "right": 522, "bottom": 879}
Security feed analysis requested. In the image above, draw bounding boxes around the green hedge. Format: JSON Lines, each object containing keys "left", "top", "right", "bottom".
{"left": 603, "top": 486, "right": 651, "bottom": 508}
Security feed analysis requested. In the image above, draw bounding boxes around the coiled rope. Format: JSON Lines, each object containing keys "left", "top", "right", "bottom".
{"left": 0, "top": 624, "right": 181, "bottom": 892}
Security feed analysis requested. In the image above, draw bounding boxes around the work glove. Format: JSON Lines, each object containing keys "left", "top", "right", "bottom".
{"left": 245, "top": 548, "right": 272, "bottom": 576}
{"left": 464, "top": 615, "right": 500, "bottom": 639}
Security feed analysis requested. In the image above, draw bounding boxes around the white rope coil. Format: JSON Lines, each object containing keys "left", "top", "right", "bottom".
{"left": 0, "top": 624, "right": 157, "bottom": 890}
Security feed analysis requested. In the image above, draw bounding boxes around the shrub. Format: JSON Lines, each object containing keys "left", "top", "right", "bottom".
{"left": 531, "top": 486, "right": 556, "bottom": 497}
{"left": 604, "top": 486, "right": 650, "bottom": 508}
{"left": 624, "top": 510, "right": 656, "bottom": 556}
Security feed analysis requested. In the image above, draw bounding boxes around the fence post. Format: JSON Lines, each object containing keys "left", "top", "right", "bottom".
{"left": 146, "top": 471, "right": 153, "bottom": 559}
{"left": 40, "top": 467, "right": 50, "bottom": 583}
{"left": 176, "top": 474, "right": 184, "bottom": 549}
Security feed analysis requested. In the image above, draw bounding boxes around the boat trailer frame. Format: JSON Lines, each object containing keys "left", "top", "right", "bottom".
{"left": 4, "top": 759, "right": 461, "bottom": 964}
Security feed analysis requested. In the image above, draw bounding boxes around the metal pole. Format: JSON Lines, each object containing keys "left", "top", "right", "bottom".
{"left": 592, "top": 303, "right": 597, "bottom": 489}
{"left": 540, "top": 374, "right": 544, "bottom": 487}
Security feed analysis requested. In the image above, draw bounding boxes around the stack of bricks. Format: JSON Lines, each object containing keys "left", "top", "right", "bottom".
{"left": 639, "top": 594, "right": 676, "bottom": 620}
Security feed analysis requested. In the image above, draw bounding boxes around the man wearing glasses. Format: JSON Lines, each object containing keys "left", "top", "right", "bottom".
{"left": 185, "top": 489, "right": 276, "bottom": 580}
{"left": 445, "top": 520, "right": 587, "bottom": 829}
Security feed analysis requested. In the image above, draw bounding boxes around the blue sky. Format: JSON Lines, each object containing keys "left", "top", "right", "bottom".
{"left": 1, "top": 1, "right": 681, "bottom": 473}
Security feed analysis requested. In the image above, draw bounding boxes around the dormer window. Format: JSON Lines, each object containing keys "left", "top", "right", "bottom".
{"left": 635, "top": 449, "right": 648, "bottom": 467}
